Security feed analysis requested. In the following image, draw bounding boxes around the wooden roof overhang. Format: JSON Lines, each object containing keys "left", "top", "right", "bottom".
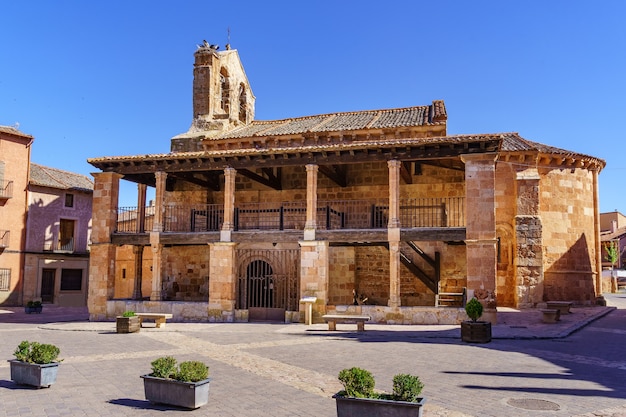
{"left": 88, "top": 134, "right": 503, "bottom": 190}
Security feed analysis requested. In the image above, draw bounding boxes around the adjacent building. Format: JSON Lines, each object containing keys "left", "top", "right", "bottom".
{"left": 86, "top": 43, "right": 606, "bottom": 325}
{"left": 0, "top": 126, "right": 93, "bottom": 306}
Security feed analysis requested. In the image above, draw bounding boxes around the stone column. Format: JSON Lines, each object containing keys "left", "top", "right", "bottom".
{"left": 208, "top": 242, "right": 237, "bottom": 322}
{"left": 299, "top": 240, "right": 330, "bottom": 323}
{"left": 461, "top": 153, "right": 498, "bottom": 323}
{"left": 304, "top": 164, "right": 318, "bottom": 241}
{"left": 221, "top": 167, "right": 236, "bottom": 242}
{"left": 88, "top": 172, "right": 123, "bottom": 320}
{"left": 515, "top": 168, "right": 544, "bottom": 308}
{"left": 132, "top": 245, "right": 144, "bottom": 300}
{"left": 153, "top": 171, "right": 167, "bottom": 232}
{"left": 149, "top": 234, "right": 163, "bottom": 301}
{"left": 137, "top": 183, "right": 147, "bottom": 233}
{"left": 387, "top": 160, "right": 401, "bottom": 307}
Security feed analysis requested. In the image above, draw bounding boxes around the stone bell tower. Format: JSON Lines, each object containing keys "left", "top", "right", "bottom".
{"left": 171, "top": 41, "right": 255, "bottom": 152}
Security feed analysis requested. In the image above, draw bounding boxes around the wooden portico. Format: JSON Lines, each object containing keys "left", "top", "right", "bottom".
{"left": 88, "top": 130, "right": 503, "bottom": 324}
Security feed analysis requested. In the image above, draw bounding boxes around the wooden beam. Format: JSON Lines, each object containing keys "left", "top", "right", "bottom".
{"left": 318, "top": 165, "right": 347, "bottom": 187}
{"left": 238, "top": 168, "right": 282, "bottom": 190}
{"left": 400, "top": 162, "right": 413, "bottom": 184}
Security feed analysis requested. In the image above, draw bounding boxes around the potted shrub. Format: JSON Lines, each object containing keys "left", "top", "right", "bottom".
{"left": 116, "top": 310, "right": 140, "bottom": 333}
{"left": 141, "top": 356, "right": 210, "bottom": 409}
{"left": 8, "top": 340, "right": 61, "bottom": 388}
{"left": 25, "top": 301, "right": 43, "bottom": 314}
{"left": 333, "top": 367, "right": 425, "bottom": 417}
{"left": 461, "top": 297, "right": 492, "bottom": 343}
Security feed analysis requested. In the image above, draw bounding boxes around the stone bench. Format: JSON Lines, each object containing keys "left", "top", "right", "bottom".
{"left": 546, "top": 301, "right": 573, "bottom": 315}
{"left": 135, "top": 313, "right": 173, "bottom": 328}
{"left": 322, "top": 314, "right": 370, "bottom": 331}
{"left": 540, "top": 308, "right": 560, "bottom": 323}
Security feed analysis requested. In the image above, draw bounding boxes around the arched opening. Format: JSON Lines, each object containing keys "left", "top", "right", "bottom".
{"left": 220, "top": 67, "right": 230, "bottom": 114}
{"left": 238, "top": 83, "right": 247, "bottom": 123}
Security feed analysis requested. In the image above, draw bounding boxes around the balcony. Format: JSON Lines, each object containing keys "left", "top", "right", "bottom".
{"left": 0, "top": 230, "right": 8, "bottom": 249}
{"left": 43, "top": 237, "right": 75, "bottom": 253}
{"left": 0, "top": 180, "right": 13, "bottom": 200}
{"left": 115, "top": 197, "right": 465, "bottom": 234}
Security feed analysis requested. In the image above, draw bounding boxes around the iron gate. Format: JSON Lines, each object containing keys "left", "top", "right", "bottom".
{"left": 236, "top": 249, "right": 300, "bottom": 321}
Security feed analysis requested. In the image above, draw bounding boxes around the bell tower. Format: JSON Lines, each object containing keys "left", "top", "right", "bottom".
{"left": 171, "top": 41, "right": 255, "bottom": 152}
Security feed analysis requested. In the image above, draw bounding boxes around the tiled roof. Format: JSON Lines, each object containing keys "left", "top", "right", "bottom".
{"left": 501, "top": 133, "right": 604, "bottom": 164}
{"left": 0, "top": 125, "right": 33, "bottom": 139}
{"left": 210, "top": 101, "right": 446, "bottom": 140}
{"left": 29, "top": 163, "right": 94, "bottom": 192}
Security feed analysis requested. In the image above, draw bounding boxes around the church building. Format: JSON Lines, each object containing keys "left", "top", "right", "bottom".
{"left": 86, "top": 42, "right": 606, "bottom": 324}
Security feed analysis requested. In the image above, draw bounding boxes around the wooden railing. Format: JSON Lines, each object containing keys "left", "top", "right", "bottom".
{"left": 115, "top": 197, "right": 465, "bottom": 233}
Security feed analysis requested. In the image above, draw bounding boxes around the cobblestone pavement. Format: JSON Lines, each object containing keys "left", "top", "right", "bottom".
{"left": 0, "top": 294, "right": 625, "bottom": 417}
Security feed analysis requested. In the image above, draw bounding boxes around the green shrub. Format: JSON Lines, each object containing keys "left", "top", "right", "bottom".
{"left": 176, "top": 361, "right": 209, "bottom": 382}
{"left": 150, "top": 357, "right": 209, "bottom": 382}
{"left": 392, "top": 373, "right": 424, "bottom": 402}
{"left": 338, "top": 367, "right": 375, "bottom": 398}
{"left": 13, "top": 341, "right": 61, "bottom": 364}
{"left": 122, "top": 310, "right": 136, "bottom": 317}
{"left": 26, "top": 301, "right": 42, "bottom": 307}
{"left": 465, "top": 297, "right": 483, "bottom": 322}
{"left": 150, "top": 356, "right": 177, "bottom": 379}
{"left": 337, "top": 368, "right": 424, "bottom": 402}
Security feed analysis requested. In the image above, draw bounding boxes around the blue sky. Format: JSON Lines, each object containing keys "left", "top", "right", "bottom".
{"left": 1, "top": 1, "right": 625, "bottom": 210}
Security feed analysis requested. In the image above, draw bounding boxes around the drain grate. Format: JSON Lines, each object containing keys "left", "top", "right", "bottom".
{"left": 507, "top": 398, "right": 560, "bottom": 411}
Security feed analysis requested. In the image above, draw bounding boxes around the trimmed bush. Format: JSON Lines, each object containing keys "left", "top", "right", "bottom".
{"left": 338, "top": 367, "right": 375, "bottom": 398}
{"left": 392, "top": 373, "right": 424, "bottom": 402}
{"left": 150, "top": 357, "right": 210, "bottom": 382}
{"left": 122, "top": 310, "right": 136, "bottom": 317}
{"left": 465, "top": 297, "right": 483, "bottom": 322}
{"left": 176, "top": 361, "right": 209, "bottom": 382}
{"left": 13, "top": 341, "right": 61, "bottom": 364}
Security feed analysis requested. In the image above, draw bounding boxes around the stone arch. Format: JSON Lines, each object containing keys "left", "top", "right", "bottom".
{"left": 496, "top": 222, "right": 516, "bottom": 307}
{"left": 220, "top": 67, "right": 230, "bottom": 114}
{"left": 238, "top": 83, "right": 248, "bottom": 123}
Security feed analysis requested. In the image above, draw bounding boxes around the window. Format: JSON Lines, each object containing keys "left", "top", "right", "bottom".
{"left": 65, "top": 193, "right": 74, "bottom": 207}
{"left": 0, "top": 268, "right": 10, "bottom": 291}
{"left": 220, "top": 67, "right": 230, "bottom": 113}
{"left": 60, "top": 269, "right": 82, "bottom": 291}
{"left": 59, "top": 219, "right": 75, "bottom": 251}
{"left": 238, "top": 83, "right": 248, "bottom": 123}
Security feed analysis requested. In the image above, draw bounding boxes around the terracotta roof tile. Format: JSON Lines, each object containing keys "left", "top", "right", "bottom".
{"left": 209, "top": 101, "right": 446, "bottom": 141}
{"left": 29, "top": 163, "right": 94, "bottom": 192}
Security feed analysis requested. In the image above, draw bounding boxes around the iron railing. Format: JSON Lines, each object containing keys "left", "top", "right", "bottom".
{"left": 0, "top": 268, "right": 10, "bottom": 291}
{"left": 115, "top": 197, "right": 465, "bottom": 233}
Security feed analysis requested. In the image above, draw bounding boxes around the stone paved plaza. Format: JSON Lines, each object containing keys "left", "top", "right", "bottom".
{"left": 1, "top": 295, "right": 626, "bottom": 417}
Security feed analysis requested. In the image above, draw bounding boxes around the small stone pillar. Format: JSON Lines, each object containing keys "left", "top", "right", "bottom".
{"left": 387, "top": 160, "right": 401, "bottom": 307}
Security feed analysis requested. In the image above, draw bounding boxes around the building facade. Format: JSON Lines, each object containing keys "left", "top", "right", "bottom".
{"left": 0, "top": 126, "right": 93, "bottom": 306}
{"left": 87, "top": 43, "right": 606, "bottom": 324}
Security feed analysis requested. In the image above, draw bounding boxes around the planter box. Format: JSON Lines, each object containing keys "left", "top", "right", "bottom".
{"left": 461, "top": 320, "right": 492, "bottom": 343}
{"left": 25, "top": 306, "right": 43, "bottom": 314}
{"left": 141, "top": 374, "right": 211, "bottom": 409}
{"left": 8, "top": 360, "right": 59, "bottom": 388}
{"left": 116, "top": 316, "right": 141, "bottom": 333}
{"left": 333, "top": 394, "right": 425, "bottom": 417}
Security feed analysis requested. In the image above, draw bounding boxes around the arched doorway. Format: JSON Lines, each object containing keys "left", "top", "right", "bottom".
{"left": 237, "top": 249, "right": 300, "bottom": 322}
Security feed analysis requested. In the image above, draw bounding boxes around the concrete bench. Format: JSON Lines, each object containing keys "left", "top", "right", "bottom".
{"left": 322, "top": 314, "right": 370, "bottom": 331}
{"left": 135, "top": 313, "right": 173, "bottom": 328}
{"left": 540, "top": 308, "right": 560, "bottom": 323}
{"left": 546, "top": 301, "right": 573, "bottom": 315}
